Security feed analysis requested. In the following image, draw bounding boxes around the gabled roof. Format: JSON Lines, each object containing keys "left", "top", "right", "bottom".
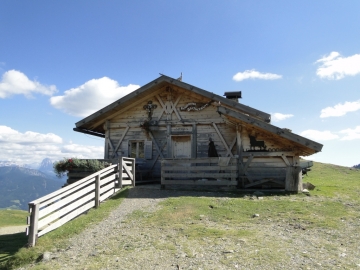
{"left": 74, "top": 75, "right": 271, "bottom": 136}
{"left": 74, "top": 75, "right": 323, "bottom": 155}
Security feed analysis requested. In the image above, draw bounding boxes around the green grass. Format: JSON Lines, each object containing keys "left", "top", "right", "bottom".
{"left": 304, "top": 161, "right": 360, "bottom": 200}
{"left": 0, "top": 210, "right": 28, "bottom": 227}
{"left": 0, "top": 187, "right": 129, "bottom": 270}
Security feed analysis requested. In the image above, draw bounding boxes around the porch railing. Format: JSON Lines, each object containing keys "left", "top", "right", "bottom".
{"left": 26, "top": 157, "right": 135, "bottom": 247}
{"left": 161, "top": 157, "right": 238, "bottom": 187}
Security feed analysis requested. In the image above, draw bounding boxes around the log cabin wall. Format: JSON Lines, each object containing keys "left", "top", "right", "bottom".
{"left": 102, "top": 84, "right": 302, "bottom": 189}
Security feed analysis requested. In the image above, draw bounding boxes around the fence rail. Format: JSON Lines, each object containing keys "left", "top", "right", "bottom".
{"left": 161, "top": 157, "right": 238, "bottom": 187}
{"left": 26, "top": 157, "right": 135, "bottom": 247}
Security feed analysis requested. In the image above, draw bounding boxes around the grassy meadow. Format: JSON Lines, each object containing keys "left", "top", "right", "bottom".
{"left": 0, "top": 162, "right": 359, "bottom": 269}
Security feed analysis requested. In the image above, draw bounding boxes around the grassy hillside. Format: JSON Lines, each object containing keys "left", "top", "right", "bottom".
{"left": 0, "top": 167, "right": 63, "bottom": 210}
{"left": 1, "top": 162, "right": 359, "bottom": 269}
{"left": 0, "top": 210, "right": 28, "bottom": 227}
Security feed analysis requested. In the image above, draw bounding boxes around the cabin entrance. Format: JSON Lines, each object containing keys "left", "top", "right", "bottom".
{"left": 172, "top": 135, "right": 191, "bottom": 158}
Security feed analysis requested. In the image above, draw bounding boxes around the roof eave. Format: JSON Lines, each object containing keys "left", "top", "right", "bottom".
{"left": 217, "top": 106, "right": 323, "bottom": 154}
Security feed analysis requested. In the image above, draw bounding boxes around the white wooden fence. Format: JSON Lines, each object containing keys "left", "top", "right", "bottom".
{"left": 26, "top": 157, "right": 135, "bottom": 247}
{"left": 161, "top": 157, "right": 238, "bottom": 188}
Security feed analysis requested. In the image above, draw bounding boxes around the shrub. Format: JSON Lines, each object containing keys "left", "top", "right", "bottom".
{"left": 53, "top": 158, "right": 111, "bottom": 178}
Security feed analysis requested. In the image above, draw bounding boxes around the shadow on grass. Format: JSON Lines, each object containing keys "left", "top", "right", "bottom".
{"left": 0, "top": 232, "right": 28, "bottom": 269}
{"left": 127, "top": 183, "right": 298, "bottom": 200}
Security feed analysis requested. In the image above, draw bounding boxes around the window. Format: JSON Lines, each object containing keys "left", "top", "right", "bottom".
{"left": 129, "top": 141, "right": 144, "bottom": 158}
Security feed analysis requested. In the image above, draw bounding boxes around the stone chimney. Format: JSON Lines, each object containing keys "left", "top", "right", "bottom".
{"left": 224, "top": 91, "right": 242, "bottom": 103}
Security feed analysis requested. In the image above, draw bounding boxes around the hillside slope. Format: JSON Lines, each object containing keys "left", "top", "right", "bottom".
{"left": 0, "top": 166, "right": 63, "bottom": 210}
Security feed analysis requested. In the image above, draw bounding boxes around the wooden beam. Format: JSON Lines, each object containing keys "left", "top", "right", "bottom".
{"left": 112, "top": 126, "right": 129, "bottom": 158}
{"left": 281, "top": 155, "right": 291, "bottom": 166}
{"left": 212, "top": 123, "right": 234, "bottom": 157}
{"left": 148, "top": 130, "right": 165, "bottom": 159}
{"left": 226, "top": 137, "right": 236, "bottom": 157}
{"left": 104, "top": 130, "right": 109, "bottom": 159}
{"left": 171, "top": 94, "right": 182, "bottom": 121}
{"left": 148, "top": 141, "right": 167, "bottom": 171}
{"left": 167, "top": 124, "right": 172, "bottom": 158}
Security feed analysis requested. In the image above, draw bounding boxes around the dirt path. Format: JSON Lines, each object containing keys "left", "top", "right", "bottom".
{"left": 0, "top": 225, "right": 27, "bottom": 235}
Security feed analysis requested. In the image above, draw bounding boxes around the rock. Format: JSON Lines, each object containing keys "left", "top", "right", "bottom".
{"left": 302, "top": 189, "right": 309, "bottom": 193}
{"left": 41, "top": 252, "right": 52, "bottom": 262}
{"left": 258, "top": 197, "right": 264, "bottom": 200}
{"left": 253, "top": 191, "right": 265, "bottom": 197}
{"left": 252, "top": 214, "right": 260, "bottom": 218}
{"left": 303, "top": 182, "right": 316, "bottom": 190}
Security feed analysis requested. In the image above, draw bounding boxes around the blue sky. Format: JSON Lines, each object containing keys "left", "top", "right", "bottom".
{"left": 0, "top": 1, "right": 359, "bottom": 167}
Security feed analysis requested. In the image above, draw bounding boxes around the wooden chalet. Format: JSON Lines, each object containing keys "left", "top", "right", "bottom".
{"left": 74, "top": 75, "right": 323, "bottom": 192}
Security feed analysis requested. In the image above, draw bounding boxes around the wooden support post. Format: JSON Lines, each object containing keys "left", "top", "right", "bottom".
{"left": 95, "top": 174, "right": 100, "bottom": 208}
{"left": 285, "top": 165, "right": 302, "bottom": 192}
{"left": 131, "top": 158, "right": 136, "bottom": 187}
{"left": 104, "top": 130, "right": 109, "bottom": 159}
{"left": 236, "top": 125, "right": 243, "bottom": 187}
{"left": 119, "top": 158, "right": 123, "bottom": 189}
{"left": 27, "top": 203, "right": 39, "bottom": 247}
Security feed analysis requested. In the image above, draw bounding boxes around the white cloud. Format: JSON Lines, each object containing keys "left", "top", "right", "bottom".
{"left": 233, "top": 69, "right": 282, "bottom": 82}
{"left": 271, "top": 113, "right": 294, "bottom": 122}
{"left": 0, "top": 125, "right": 103, "bottom": 165}
{"left": 0, "top": 126, "right": 62, "bottom": 144}
{"left": 339, "top": 126, "right": 360, "bottom": 141}
{"left": 0, "top": 70, "right": 57, "bottom": 98}
{"left": 316, "top": 51, "right": 360, "bottom": 80}
{"left": 50, "top": 77, "right": 140, "bottom": 117}
{"left": 61, "top": 144, "right": 103, "bottom": 155}
{"left": 300, "top": 130, "right": 339, "bottom": 141}
{"left": 320, "top": 100, "right": 360, "bottom": 118}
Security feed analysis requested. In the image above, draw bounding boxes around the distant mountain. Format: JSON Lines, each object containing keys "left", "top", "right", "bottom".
{"left": 38, "top": 158, "right": 56, "bottom": 176}
{"left": 0, "top": 166, "right": 64, "bottom": 210}
{"left": 354, "top": 164, "right": 360, "bottom": 169}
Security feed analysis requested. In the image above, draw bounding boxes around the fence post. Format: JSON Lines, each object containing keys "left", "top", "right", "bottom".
{"left": 95, "top": 174, "right": 100, "bottom": 208}
{"left": 119, "top": 158, "right": 123, "bottom": 189}
{"left": 27, "top": 203, "right": 39, "bottom": 247}
{"left": 131, "top": 158, "right": 135, "bottom": 187}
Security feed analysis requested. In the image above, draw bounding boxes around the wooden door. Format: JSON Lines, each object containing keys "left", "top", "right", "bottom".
{"left": 172, "top": 136, "right": 191, "bottom": 158}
